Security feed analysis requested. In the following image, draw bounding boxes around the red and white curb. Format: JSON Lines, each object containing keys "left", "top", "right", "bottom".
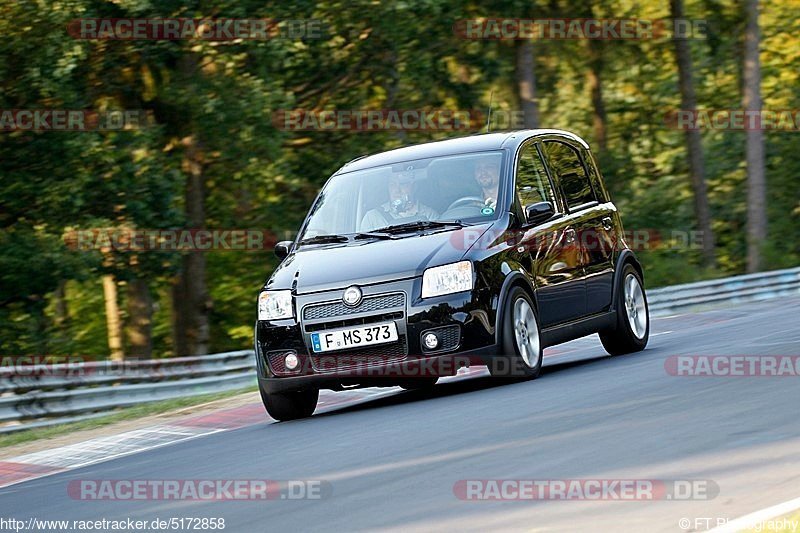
{"left": 0, "top": 363, "right": 530, "bottom": 490}
{"left": 0, "top": 403, "right": 267, "bottom": 489}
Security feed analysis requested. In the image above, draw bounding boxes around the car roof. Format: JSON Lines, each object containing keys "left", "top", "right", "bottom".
{"left": 337, "top": 129, "right": 589, "bottom": 174}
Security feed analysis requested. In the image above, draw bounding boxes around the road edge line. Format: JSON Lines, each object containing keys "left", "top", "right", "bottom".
{"left": 710, "top": 495, "right": 800, "bottom": 532}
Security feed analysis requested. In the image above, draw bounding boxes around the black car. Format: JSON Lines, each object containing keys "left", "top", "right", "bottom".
{"left": 255, "top": 129, "right": 649, "bottom": 420}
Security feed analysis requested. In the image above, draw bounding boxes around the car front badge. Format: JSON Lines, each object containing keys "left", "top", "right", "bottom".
{"left": 342, "top": 285, "right": 363, "bottom": 306}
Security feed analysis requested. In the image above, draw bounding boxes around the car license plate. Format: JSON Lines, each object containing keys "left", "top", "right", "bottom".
{"left": 310, "top": 322, "right": 398, "bottom": 353}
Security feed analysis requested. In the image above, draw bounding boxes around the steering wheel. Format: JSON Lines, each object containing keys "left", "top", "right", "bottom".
{"left": 446, "top": 196, "right": 485, "bottom": 211}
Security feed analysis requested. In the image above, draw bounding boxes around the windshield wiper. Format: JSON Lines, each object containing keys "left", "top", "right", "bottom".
{"left": 299, "top": 234, "right": 350, "bottom": 244}
{"left": 353, "top": 232, "right": 396, "bottom": 240}
{"left": 370, "top": 220, "right": 470, "bottom": 234}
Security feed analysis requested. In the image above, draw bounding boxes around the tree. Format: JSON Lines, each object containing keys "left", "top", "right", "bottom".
{"left": 515, "top": 40, "right": 540, "bottom": 128}
{"left": 172, "top": 132, "right": 211, "bottom": 356}
{"left": 670, "top": 0, "right": 717, "bottom": 268}
{"left": 586, "top": 38, "right": 608, "bottom": 153}
{"left": 102, "top": 273, "right": 124, "bottom": 361}
{"left": 125, "top": 277, "right": 153, "bottom": 359}
{"left": 743, "top": 0, "right": 767, "bottom": 272}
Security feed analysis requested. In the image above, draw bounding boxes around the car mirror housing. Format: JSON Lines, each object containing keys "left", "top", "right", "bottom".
{"left": 274, "top": 240, "right": 293, "bottom": 260}
{"left": 524, "top": 201, "right": 555, "bottom": 225}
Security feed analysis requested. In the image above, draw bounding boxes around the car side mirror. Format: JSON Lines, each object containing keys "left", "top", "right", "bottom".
{"left": 524, "top": 201, "right": 555, "bottom": 226}
{"left": 274, "top": 241, "right": 293, "bottom": 260}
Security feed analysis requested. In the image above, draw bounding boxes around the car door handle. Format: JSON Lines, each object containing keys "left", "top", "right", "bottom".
{"left": 564, "top": 228, "right": 576, "bottom": 243}
{"left": 601, "top": 217, "right": 613, "bottom": 231}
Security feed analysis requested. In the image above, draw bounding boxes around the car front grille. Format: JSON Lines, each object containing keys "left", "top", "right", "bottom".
{"left": 302, "top": 292, "right": 405, "bottom": 321}
{"left": 304, "top": 312, "right": 404, "bottom": 332}
{"left": 300, "top": 289, "right": 408, "bottom": 374}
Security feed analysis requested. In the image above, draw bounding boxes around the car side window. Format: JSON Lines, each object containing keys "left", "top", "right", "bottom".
{"left": 516, "top": 143, "right": 556, "bottom": 209}
{"left": 543, "top": 141, "right": 596, "bottom": 209}
{"left": 581, "top": 149, "right": 608, "bottom": 203}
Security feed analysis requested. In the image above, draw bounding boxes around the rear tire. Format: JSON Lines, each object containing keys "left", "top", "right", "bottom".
{"left": 259, "top": 385, "right": 318, "bottom": 421}
{"left": 489, "top": 286, "right": 542, "bottom": 378}
{"left": 599, "top": 264, "right": 649, "bottom": 356}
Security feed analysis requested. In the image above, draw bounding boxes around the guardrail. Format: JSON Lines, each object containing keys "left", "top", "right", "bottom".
{"left": 648, "top": 266, "right": 800, "bottom": 316}
{"left": 1, "top": 267, "right": 798, "bottom": 434}
{"left": 0, "top": 351, "right": 256, "bottom": 434}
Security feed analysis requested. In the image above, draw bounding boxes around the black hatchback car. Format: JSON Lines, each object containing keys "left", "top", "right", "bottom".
{"left": 255, "top": 129, "right": 649, "bottom": 420}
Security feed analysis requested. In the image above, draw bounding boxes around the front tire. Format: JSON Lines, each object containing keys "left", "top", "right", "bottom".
{"left": 599, "top": 264, "right": 649, "bottom": 355}
{"left": 489, "top": 286, "right": 542, "bottom": 378}
{"left": 259, "top": 385, "right": 318, "bottom": 421}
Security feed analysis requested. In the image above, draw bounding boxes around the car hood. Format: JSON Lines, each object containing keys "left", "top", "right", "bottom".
{"left": 266, "top": 222, "right": 495, "bottom": 294}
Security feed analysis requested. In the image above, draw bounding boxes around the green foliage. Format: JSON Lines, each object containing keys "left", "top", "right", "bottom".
{"left": 0, "top": 0, "right": 797, "bottom": 357}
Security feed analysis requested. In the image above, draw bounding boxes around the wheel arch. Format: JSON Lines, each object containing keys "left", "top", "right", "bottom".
{"left": 493, "top": 266, "right": 537, "bottom": 345}
{"left": 611, "top": 250, "right": 644, "bottom": 310}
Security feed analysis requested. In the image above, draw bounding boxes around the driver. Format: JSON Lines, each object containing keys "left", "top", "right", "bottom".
{"left": 474, "top": 157, "right": 501, "bottom": 209}
{"left": 360, "top": 171, "right": 438, "bottom": 231}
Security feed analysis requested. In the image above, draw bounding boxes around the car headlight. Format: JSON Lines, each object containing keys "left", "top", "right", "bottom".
{"left": 258, "top": 290, "right": 293, "bottom": 320}
{"left": 421, "top": 261, "right": 473, "bottom": 298}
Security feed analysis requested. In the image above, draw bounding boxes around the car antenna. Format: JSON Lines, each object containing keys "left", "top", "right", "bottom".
{"left": 485, "top": 90, "right": 494, "bottom": 133}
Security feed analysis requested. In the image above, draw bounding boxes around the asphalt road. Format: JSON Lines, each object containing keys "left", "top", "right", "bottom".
{"left": 2, "top": 297, "right": 799, "bottom": 532}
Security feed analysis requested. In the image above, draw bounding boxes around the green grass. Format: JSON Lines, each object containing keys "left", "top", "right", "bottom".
{"left": 0, "top": 386, "right": 257, "bottom": 449}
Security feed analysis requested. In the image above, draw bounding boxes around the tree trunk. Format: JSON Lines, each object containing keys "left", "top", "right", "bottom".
{"left": 32, "top": 299, "right": 48, "bottom": 356}
{"left": 53, "top": 280, "right": 69, "bottom": 329}
{"left": 743, "top": 0, "right": 767, "bottom": 273}
{"left": 586, "top": 39, "right": 608, "bottom": 153}
{"left": 125, "top": 277, "right": 153, "bottom": 359}
{"left": 102, "top": 274, "right": 124, "bottom": 361}
{"left": 670, "top": 0, "right": 717, "bottom": 268}
{"left": 515, "top": 40, "right": 539, "bottom": 128}
{"left": 172, "top": 134, "right": 211, "bottom": 356}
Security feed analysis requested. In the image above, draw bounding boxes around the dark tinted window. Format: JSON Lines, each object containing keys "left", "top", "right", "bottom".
{"left": 516, "top": 143, "right": 555, "bottom": 209}
{"left": 543, "top": 141, "right": 595, "bottom": 209}
{"left": 582, "top": 149, "right": 607, "bottom": 203}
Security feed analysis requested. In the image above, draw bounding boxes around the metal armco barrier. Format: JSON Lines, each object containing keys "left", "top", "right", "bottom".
{"left": 1, "top": 267, "right": 798, "bottom": 434}
{"left": 0, "top": 351, "right": 256, "bottom": 434}
{"left": 647, "top": 266, "right": 800, "bottom": 316}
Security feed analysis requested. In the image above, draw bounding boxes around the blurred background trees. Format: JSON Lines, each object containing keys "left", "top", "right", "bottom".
{"left": 1, "top": 0, "right": 797, "bottom": 359}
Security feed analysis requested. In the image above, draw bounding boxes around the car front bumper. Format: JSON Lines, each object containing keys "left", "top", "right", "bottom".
{"left": 255, "top": 277, "right": 499, "bottom": 392}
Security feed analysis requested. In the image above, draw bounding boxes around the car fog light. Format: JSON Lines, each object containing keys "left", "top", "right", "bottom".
{"left": 285, "top": 353, "right": 299, "bottom": 370}
{"left": 423, "top": 333, "right": 439, "bottom": 350}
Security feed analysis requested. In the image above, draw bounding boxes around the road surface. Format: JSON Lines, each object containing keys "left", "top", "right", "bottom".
{"left": 1, "top": 297, "right": 799, "bottom": 532}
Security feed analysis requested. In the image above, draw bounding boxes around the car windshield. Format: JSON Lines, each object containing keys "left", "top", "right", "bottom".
{"left": 299, "top": 151, "right": 505, "bottom": 241}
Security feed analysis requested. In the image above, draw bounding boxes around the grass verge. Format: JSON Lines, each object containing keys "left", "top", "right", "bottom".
{"left": 740, "top": 509, "right": 800, "bottom": 532}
